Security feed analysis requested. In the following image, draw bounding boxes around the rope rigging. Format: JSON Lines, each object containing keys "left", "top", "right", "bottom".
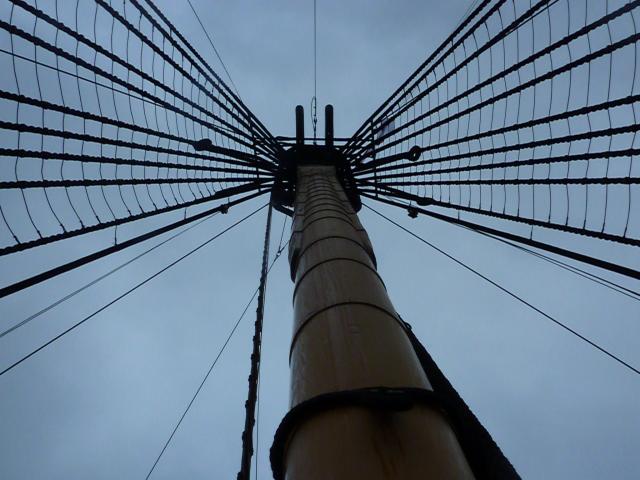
{"left": 0, "top": 0, "right": 280, "bottom": 288}
{"left": 144, "top": 238, "right": 289, "bottom": 479}
{"left": 0, "top": 203, "right": 268, "bottom": 378}
{"left": 311, "top": 0, "right": 318, "bottom": 143}
{"left": 465, "top": 227, "right": 640, "bottom": 301}
{"left": 0, "top": 0, "right": 638, "bottom": 478}
{"left": 0, "top": 188, "right": 269, "bottom": 299}
{"left": 0, "top": 211, "right": 221, "bottom": 340}
{"left": 344, "top": 0, "right": 640, "bottom": 279}
{"left": 1, "top": 0, "right": 636, "bottom": 303}
{"left": 370, "top": 192, "right": 640, "bottom": 300}
{"left": 365, "top": 204, "right": 640, "bottom": 377}
{"left": 186, "top": 0, "right": 242, "bottom": 98}
{"left": 238, "top": 200, "right": 273, "bottom": 480}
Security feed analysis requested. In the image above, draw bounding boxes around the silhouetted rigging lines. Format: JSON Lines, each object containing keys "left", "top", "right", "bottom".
{"left": 365, "top": 204, "right": 640, "bottom": 377}
{"left": 0, "top": 209, "right": 222, "bottom": 340}
{"left": 144, "top": 238, "right": 289, "bottom": 480}
{"left": 345, "top": 0, "right": 640, "bottom": 280}
{"left": 0, "top": 0, "right": 639, "bottom": 478}
{"left": 0, "top": 0, "right": 279, "bottom": 266}
{"left": 0, "top": 203, "right": 268, "bottom": 378}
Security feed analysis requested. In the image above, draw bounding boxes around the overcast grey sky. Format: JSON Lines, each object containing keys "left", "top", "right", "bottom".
{"left": 1, "top": 1, "right": 640, "bottom": 479}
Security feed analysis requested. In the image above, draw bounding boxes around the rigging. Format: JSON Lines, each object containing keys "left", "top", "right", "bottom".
{"left": 365, "top": 204, "right": 640, "bottom": 377}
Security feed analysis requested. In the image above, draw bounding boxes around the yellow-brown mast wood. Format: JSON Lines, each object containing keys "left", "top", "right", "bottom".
{"left": 278, "top": 159, "right": 474, "bottom": 479}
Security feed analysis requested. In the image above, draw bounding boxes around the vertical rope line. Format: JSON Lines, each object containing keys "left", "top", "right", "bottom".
{"left": 314, "top": 0, "right": 317, "bottom": 102}
{"left": 255, "top": 371, "right": 261, "bottom": 480}
{"left": 311, "top": 0, "right": 318, "bottom": 143}
{"left": 237, "top": 198, "right": 273, "bottom": 480}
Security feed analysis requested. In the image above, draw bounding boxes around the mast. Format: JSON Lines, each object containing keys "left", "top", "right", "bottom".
{"left": 270, "top": 106, "right": 474, "bottom": 479}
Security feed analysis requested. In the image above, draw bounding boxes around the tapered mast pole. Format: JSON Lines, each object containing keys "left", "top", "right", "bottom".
{"left": 270, "top": 106, "right": 474, "bottom": 479}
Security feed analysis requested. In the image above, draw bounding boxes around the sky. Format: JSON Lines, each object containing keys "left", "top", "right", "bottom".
{"left": 1, "top": 1, "right": 640, "bottom": 479}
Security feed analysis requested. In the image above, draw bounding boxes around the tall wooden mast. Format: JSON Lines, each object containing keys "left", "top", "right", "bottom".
{"left": 270, "top": 106, "right": 474, "bottom": 479}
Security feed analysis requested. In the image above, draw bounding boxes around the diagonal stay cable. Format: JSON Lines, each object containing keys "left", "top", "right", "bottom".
{"left": 0, "top": 213, "right": 221, "bottom": 340}
{"left": 473, "top": 231, "right": 640, "bottom": 302}
{"left": 372, "top": 193, "right": 640, "bottom": 301}
{"left": 277, "top": 215, "right": 288, "bottom": 253}
{"left": 145, "top": 239, "right": 288, "bottom": 480}
{"left": 0, "top": 204, "right": 267, "bottom": 379}
{"left": 359, "top": 191, "right": 640, "bottom": 280}
{"left": 186, "top": 0, "right": 241, "bottom": 97}
{"left": 0, "top": 188, "right": 269, "bottom": 299}
{"left": 253, "top": 215, "right": 286, "bottom": 480}
{"left": 364, "top": 204, "right": 640, "bottom": 377}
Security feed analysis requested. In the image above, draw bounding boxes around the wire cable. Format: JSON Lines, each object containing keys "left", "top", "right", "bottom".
{"left": 144, "top": 240, "right": 288, "bottom": 480}
{"left": 0, "top": 204, "right": 267, "bottom": 379}
{"left": 364, "top": 204, "right": 640, "bottom": 377}
{"left": 473, "top": 231, "right": 640, "bottom": 302}
{"left": 453, "top": 0, "right": 483, "bottom": 31}
{"left": 186, "top": 0, "right": 241, "bottom": 97}
{"left": 375, "top": 195, "right": 640, "bottom": 301}
{"left": 360, "top": 191, "right": 640, "bottom": 281}
{"left": 0, "top": 188, "right": 270, "bottom": 299}
{"left": 276, "top": 215, "right": 288, "bottom": 253}
{"left": 311, "top": 0, "right": 318, "bottom": 143}
{"left": 343, "top": 0, "right": 640, "bottom": 276}
{"left": 0, "top": 213, "right": 220, "bottom": 340}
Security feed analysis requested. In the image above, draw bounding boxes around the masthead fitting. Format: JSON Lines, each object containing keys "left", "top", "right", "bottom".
{"left": 325, "top": 105, "right": 334, "bottom": 147}
{"left": 295, "top": 105, "right": 305, "bottom": 146}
